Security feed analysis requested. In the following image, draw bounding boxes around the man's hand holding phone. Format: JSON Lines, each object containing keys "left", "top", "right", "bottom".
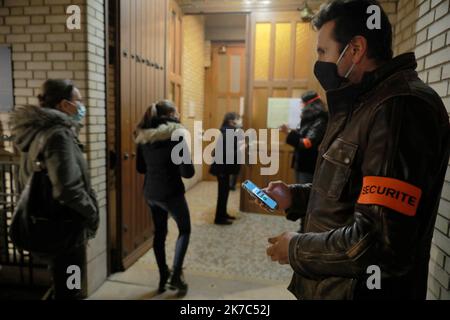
{"left": 258, "top": 181, "right": 293, "bottom": 213}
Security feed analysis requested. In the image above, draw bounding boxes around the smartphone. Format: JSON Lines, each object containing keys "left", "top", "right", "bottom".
{"left": 242, "top": 180, "right": 278, "bottom": 212}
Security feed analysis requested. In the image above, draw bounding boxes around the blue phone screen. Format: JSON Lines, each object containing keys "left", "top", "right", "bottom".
{"left": 243, "top": 180, "right": 278, "bottom": 210}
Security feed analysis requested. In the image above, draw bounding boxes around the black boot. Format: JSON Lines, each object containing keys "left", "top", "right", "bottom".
{"left": 225, "top": 213, "right": 236, "bottom": 220}
{"left": 158, "top": 266, "right": 171, "bottom": 293}
{"left": 214, "top": 218, "right": 233, "bottom": 225}
{"left": 168, "top": 269, "right": 188, "bottom": 296}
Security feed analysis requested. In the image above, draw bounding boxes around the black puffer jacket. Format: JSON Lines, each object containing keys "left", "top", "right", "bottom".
{"left": 136, "top": 118, "right": 195, "bottom": 201}
{"left": 286, "top": 102, "right": 328, "bottom": 174}
{"left": 11, "top": 105, "right": 99, "bottom": 241}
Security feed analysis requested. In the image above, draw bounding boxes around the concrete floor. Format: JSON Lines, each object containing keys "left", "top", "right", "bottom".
{"left": 89, "top": 181, "right": 297, "bottom": 300}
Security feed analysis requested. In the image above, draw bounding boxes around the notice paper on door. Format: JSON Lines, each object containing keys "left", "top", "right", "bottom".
{"left": 267, "top": 98, "right": 303, "bottom": 129}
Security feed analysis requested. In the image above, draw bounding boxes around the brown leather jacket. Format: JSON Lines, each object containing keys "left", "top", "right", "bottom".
{"left": 286, "top": 53, "right": 450, "bottom": 300}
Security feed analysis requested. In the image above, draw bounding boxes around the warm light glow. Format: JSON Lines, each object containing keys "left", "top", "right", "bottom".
{"left": 254, "top": 23, "right": 271, "bottom": 80}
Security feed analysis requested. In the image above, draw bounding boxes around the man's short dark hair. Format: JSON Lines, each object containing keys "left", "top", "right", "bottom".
{"left": 312, "top": 0, "right": 393, "bottom": 62}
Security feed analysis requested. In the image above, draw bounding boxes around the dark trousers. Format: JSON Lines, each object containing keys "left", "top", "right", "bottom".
{"left": 295, "top": 171, "right": 314, "bottom": 184}
{"left": 148, "top": 194, "right": 191, "bottom": 275}
{"left": 50, "top": 244, "right": 87, "bottom": 300}
{"left": 229, "top": 174, "right": 238, "bottom": 190}
{"left": 215, "top": 174, "right": 230, "bottom": 222}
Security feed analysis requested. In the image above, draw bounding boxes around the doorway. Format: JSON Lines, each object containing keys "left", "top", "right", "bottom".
{"left": 203, "top": 41, "right": 247, "bottom": 181}
{"left": 202, "top": 13, "right": 248, "bottom": 182}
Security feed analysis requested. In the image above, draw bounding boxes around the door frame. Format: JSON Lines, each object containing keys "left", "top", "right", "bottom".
{"left": 203, "top": 40, "right": 247, "bottom": 181}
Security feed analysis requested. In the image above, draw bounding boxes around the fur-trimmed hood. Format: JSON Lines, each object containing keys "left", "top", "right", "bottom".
{"left": 135, "top": 121, "right": 185, "bottom": 145}
{"left": 11, "top": 105, "right": 80, "bottom": 153}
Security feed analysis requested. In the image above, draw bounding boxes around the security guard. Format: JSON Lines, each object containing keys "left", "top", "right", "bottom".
{"left": 263, "top": 0, "right": 450, "bottom": 300}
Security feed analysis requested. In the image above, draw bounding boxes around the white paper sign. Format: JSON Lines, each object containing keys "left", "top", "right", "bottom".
{"left": 267, "top": 98, "right": 302, "bottom": 129}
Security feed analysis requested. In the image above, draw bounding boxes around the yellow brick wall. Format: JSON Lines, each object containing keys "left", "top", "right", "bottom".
{"left": 181, "top": 15, "right": 205, "bottom": 189}
{"left": 0, "top": 0, "right": 89, "bottom": 152}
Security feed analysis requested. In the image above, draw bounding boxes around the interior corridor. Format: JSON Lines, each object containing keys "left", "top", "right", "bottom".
{"left": 89, "top": 181, "right": 296, "bottom": 300}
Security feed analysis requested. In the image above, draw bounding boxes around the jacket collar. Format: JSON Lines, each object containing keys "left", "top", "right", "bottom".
{"left": 11, "top": 105, "right": 81, "bottom": 152}
{"left": 135, "top": 121, "right": 185, "bottom": 144}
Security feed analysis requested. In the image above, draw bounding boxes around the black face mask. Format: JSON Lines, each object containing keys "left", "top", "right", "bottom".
{"left": 313, "top": 61, "right": 348, "bottom": 91}
{"left": 313, "top": 44, "right": 356, "bottom": 92}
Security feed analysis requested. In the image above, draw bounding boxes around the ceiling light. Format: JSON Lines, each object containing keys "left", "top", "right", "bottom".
{"left": 298, "top": 0, "right": 315, "bottom": 22}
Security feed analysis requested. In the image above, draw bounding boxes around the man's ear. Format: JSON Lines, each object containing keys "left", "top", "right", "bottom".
{"left": 350, "top": 36, "right": 368, "bottom": 64}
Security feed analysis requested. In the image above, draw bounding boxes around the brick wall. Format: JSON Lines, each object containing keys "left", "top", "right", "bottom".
{"left": 84, "top": 0, "right": 107, "bottom": 295}
{"left": 0, "top": 0, "right": 88, "bottom": 151}
{"left": 380, "top": 0, "right": 399, "bottom": 28}
{"left": 181, "top": 15, "right": 205, "bottom": 189}
{"left": 392, "top": 0, "right": 450, "bottom": 300}
{"left": 0, "top": 0, "right": 108, "bottom": 295}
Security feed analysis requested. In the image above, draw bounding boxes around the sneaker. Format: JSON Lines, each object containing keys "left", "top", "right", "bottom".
{"left": 168, "top": 270, "right": 188, "bottom": 296}
{"left": 158, "top": 266, "right": 171, "bottom": 293}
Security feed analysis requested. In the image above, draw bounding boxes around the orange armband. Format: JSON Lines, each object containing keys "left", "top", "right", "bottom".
{"left": 357, "top": 176, "right": 422, "bottom": 217}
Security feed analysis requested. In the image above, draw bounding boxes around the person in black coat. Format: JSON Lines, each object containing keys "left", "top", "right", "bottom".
{"left": 281, "top": 91, "right": 328, "bottom": 184}
{"left": 209, "top": 112, "right": 242, "bottom": 225}
{"left": 135, "top": 100, "right": 195, "bottom": 296}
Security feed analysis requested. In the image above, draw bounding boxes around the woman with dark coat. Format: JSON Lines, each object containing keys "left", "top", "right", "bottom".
{"left": 11, "top": 79, "right": 99, "bottom": 300}
{"left": 209, "top": 112, "right": 241, "bottom": 225}
{"left": 135, "top": 100, "right": 195, "bottom": 296}
{"left": 281, "top": 91, "right": 328, "bottom": 184}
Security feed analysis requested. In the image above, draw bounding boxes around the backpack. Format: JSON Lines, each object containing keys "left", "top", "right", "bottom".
{"left": 9, "top": 131, "right": 86, "bottom": 257}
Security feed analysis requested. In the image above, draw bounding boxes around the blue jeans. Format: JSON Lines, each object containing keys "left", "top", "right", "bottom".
{"left": 148, "top": 194, "right": 191, "bottom": 274}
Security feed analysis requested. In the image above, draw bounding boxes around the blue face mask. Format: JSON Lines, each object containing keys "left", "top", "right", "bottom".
{"left": 72, "top": 102, "right": 86, "bottom": 122}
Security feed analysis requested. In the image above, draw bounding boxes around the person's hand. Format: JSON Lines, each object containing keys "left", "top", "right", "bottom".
{"left": 266, "top": 232, "right": 297, "bottom": 265}
{"left": 255, "top": 181, "right": 292, "bottom": 212}
{"left": 279, "top": 124, "right": 289, "bottom": 135}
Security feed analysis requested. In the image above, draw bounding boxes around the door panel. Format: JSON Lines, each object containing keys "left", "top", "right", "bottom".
{"left": 114, "top": 0, "right": 168, "bottom": 271}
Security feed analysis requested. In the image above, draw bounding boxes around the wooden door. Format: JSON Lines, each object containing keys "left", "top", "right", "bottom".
{"left": 240, "top": 12, "right": 324, "bottom": 214}
{"left": 203, "top": 42, "right": 246, "bottom": 181}
{"left": 112, "top": 0, "right": 167, "bottom": 271}
{"left": 167, "top": 0, "right": 182, "bottom": 111}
